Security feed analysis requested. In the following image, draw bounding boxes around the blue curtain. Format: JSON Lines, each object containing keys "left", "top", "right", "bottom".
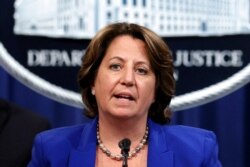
{"left": 0, "top": 66, "right": 249, "bottom": 167}
{"left": 0, "top": 67, "right": 88, "bottom": 128}
{"left": 171, "top": 84, "right": 249, "bottom": 167}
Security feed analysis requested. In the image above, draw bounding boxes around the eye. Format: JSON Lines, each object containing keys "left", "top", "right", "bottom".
{"left": 136, "top": 67, "right": 148, "bottom": 75}
{"left": 109, "top": 64, "right": 121, "bottom": 71}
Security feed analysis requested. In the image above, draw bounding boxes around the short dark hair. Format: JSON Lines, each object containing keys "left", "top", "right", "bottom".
{"left": 77, "top": 22, "right": 175, "bottom": 124}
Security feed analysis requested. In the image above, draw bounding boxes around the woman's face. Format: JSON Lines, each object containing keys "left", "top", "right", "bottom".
{"left": 92, "top": 35, "right": 156, "bottom": 121}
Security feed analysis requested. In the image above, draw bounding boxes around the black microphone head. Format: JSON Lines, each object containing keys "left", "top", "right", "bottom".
{"left": 119, "top": 138, "right": 131, "bottom": 151}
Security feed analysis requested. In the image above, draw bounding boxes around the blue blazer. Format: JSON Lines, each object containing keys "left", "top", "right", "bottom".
{"left": 28, "top": 118, "right": 222, "bottom": 167}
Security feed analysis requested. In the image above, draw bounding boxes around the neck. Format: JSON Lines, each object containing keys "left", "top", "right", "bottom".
{"left": 97, "top": 116, "right": 148, "bottom": 152}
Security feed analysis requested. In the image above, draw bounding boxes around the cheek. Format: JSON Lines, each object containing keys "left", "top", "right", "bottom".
{"left": 95, "top": 73, "right": 116, "bottom": 93}
{"left": 139, "top": 79, "right": 156, "bottom": 101}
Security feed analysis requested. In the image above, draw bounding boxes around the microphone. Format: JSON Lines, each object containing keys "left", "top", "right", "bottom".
{"left": 118, "top": 138, "right": 131, "bottom": 167}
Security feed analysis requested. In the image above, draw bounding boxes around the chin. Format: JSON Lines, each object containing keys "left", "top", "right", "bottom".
{"left": 110, "top": 111, "right": 135, "bottom": 119}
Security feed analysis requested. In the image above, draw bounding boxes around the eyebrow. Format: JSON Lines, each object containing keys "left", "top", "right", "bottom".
{"left": 109, "top": 56, "right": 123, "bottom": 62}
{"left": 109, "top": 56, "right": 150, "bottom": 65}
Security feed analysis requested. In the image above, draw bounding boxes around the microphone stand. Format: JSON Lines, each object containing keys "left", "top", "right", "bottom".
{"left": 119, "top": 138, "right": 131, "bottom": 167}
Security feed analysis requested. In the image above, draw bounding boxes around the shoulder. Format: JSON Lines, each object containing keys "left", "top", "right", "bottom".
{"left": 28, "top": 121, "right": 96, "bottom": 166}
{"left": 0, "top": 99, "right": 51, "bottom": 138}
{"left": 159, "top": 124, "right": 221, "bottom": 166}
{"left": 150, "top": 120, "right": 216, "bottom": 143}
{"left": 149, "top": 120, "right": 222, "bottom": 165}
{"left": 0, "top": 99, "right": 50, "bottom": 127}
{"left": 164, "top": 125, "right": 216, "bottom": 141}
{"left": 33, "top": 120, "right": 95, "bottom": 152}
{"left": 30, "top": 124, "right": 87, "bottom": 164}
{"left": 159, "top": 124, "right": 217, "bottom": 151}
{"left": 36, "top": 123, "right": 88, "bottom": 145}
{"left": 39, "top": 123, "right": 87, "bottom": 137}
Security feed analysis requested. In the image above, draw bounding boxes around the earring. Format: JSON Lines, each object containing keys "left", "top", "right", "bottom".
{"left": 91, "top": 89, "right": 95, "bottom": 95}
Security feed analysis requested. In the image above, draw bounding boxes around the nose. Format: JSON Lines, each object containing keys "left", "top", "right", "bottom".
{"left": 120, "top": 67, "right": 135, "bottom": 87}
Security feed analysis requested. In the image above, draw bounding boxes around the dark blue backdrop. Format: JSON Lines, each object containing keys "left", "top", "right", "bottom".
{"left": 0, "top": 66, "right": 249, "bottom": 167}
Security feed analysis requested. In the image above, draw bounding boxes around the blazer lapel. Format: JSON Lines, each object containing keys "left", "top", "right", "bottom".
{"left": 147, "top": 120, "right": 174, "bottom": 167}
{"left": 68, "top": 119, "right": 98, "bottom": 167}
{"left": 68, "top": 119, "right": 174, "bottom": 167}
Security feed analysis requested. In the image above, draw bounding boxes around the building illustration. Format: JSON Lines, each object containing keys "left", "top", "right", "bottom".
{"left": 13, "top": 0, "right": 250, "bottom": 39}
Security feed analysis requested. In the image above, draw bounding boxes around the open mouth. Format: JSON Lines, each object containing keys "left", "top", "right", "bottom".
{"left": 114, "top": 94, "right": 135, "bottom": 101}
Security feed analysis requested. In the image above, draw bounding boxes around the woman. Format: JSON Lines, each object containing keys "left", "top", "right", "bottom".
{"left": 28, "top": 22, "right": 222, "bottom": 167}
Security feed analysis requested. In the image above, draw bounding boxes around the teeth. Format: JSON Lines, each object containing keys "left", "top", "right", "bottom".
{"left": 115, "top": 95, "right": 133, "bottom": 100}
{"left": 121, "top": 95, "right": 129, "bottom": 98}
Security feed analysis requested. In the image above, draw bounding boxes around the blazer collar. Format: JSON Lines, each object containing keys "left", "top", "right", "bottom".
{"left": 147, "top": 120, "right": 173, "bottom": 167}
{"left": 68, "top": 119, "right": 173, "bottom": 167}
{"left": 69, "top": 118, "right": 98, "bottom": 167}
